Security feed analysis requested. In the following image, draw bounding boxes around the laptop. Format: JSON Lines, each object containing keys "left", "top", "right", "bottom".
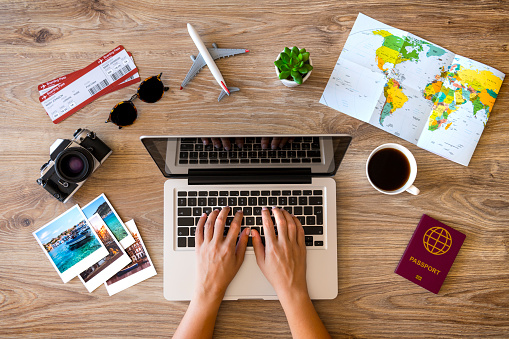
{"left": 140, "top": 135, "right": 351, "bottom": 300}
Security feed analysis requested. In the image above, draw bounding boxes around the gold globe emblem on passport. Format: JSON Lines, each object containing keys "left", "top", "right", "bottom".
{"left": 423, "top": 227, "right": 452, "bottom": 255}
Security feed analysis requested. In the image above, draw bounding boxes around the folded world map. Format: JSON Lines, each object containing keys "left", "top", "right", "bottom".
{"left": 320, "top": 13, "right": 505, "bottom": 166}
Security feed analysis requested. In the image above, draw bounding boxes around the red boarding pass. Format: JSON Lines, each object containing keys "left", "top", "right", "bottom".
{"left": 39, "top": 46, "right": 138, "bottom": 123}
{"left": 38, "top": 52, "right": 139, "bottom": 96}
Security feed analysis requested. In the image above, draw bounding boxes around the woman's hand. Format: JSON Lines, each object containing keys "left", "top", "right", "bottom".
{"left": 251, "top": 207, "right": 308, "bottom": 301}
{"left": 194, "top": 207, "right": 250, "bottom": 301}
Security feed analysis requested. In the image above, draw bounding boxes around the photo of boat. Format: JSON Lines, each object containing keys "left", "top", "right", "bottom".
{"left": 65, "top": 224, "right": 93, "bottom": 250}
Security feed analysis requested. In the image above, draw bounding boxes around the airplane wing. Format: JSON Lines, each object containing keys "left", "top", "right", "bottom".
{"left": 180, "top": 44, "right": 248, "bottom": 89}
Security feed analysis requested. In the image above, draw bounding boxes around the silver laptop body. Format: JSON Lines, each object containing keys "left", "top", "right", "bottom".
{"left": 140, "top": 135, "right": 351, "bottom": 301}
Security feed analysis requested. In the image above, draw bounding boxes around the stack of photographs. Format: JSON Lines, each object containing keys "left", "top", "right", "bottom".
{"left": 33, "top": 194, "right": 157, "bottom": 294}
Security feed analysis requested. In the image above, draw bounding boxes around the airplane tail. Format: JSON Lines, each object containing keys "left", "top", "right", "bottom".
{"left": 218, "top": 86, "right": 240, "bottom": 102}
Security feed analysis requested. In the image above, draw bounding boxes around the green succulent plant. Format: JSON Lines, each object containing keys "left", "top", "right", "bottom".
{"left": 274, "top": 46, "right": 313, "bottom": 85}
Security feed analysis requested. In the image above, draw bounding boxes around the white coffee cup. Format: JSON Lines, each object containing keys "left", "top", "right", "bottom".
{"left": 366, "top": 143, "right": 420, "bottom": 195}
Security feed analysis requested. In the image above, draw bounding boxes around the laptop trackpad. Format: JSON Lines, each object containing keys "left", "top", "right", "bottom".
{"left": 224, "top": 253, "right": 277, "bottom": 300}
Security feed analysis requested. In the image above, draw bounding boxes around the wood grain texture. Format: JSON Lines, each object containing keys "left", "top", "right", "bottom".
{"left": 1, "top": 0, "right": 508, "bottom": 337}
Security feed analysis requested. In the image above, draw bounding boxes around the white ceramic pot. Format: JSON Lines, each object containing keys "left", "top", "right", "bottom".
{"left": 275, "top": 53, "right": 313, "bottom": 87}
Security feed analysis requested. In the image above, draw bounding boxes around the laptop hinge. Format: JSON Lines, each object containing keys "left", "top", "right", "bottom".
{"left": 188, "top": 168, "right": 312, "bottom": 185}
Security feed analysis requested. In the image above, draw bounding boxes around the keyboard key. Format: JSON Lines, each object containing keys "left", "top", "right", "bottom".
{"left": 240, "top": 191, "right": 249, "bottom": 196}
{"left": 218, "top": 197, "right": 227, "bottom": 206}
{"left": 177, "top": 217, "right": 194, "bottom": 226}
{"left": 278, "top": 197, "right": 288, "bottom": 205}
{"left": 208, "top": 197, "right": 217, "bottom": 206}
{"left": 189, "top": 152, "right": 198, "bottom": 159}
{"left": 258, "top": 197, "right": 267, "bottom": 205}
{"left": 178, "top": 191, "right": 187, "bottom": 196}
{"left": 188, "top": 191, "right": 197, "bottom": 196}
{"left": 253, "top": 207, "right": 262, "bottom": 215}
{"left": 314, "top": 206, "right": 323, "bottom": 215}
{"left": 193, "top": 207, "right": 202, "bottom": 216}
{"left": 308, "top": 151, "right": 320, "bottom": 157}
{"left": 292, "top": 190, "right": 301, "bottom": 195}
{"left": 251, "top": 190, "right": 260, "bottom": 196}
{"left": 271, "top": 190, "right": 281, "bottom": 196}
{"left": 199, "top": 191, "right": 208, "bottom": 196}
{"left": 203, "top": 207, "right": 212, "bottom": 215}
{"left": 317, "top": 215, "right": 323, "bottom": 225}
{"left": 306, "top": 240, "right": 313, "bottom": 246}
{"left": 238, "top": 197, "right": 247, "bottom": 206}
{"left": 283, "top": 206, "right": 292, "bottom": 214}
{"left": 305, "top": 236, "right": 313, "bottom": 243}
{"left": 180, "top": 144, "right": 194, "bottom": 150}
{"left": 199, "top": 152, "right": 208, "bottom": 159}
{"left": 309, "top": 197, "right": 323, "bottom": 205}
{"left": 289, "top": 197, "right": 298, "bottom": 205}
{"left": 297, "top": 216, "right": 305, "bottom": 225}
{"left": 188, "top": 237, "right": 195, "bottom": 247}
{"left": 282, "top": 190, "right": 292, "bottom": 196}
{"left": 209, "top": 191, "right": 218, "bottom": 196}
{"left": 191, "top": 227, "right": 196, "bottom": 236}
{"left": 314, "top": 241, "right": 323, "bottom": 246}
{"left": 219, "top": 152, "right": 228, "bottom": 159}
{"left": 177, "top": 237, "right": 187, "bottom": 247}
{"left": 302, "top": 158, "right": 311, "bottom": 163}
{"left": 226, "top": 217, "right": 234, "bottom": 225}
{"left": 269, "top": 197, "right": 278, "bottom": 206}
{"left": 261, "top": 190, "right": 270, "bottom": 196}
{"left": 270, "top": 158, "right": 280, "bottom": 163}
{"left": 189, "top": 159, "right": 198, "bottom": 164}
{"left": 248, "top": 197, "right": 257, "bottom": 206}
{"left": 181, "top": 138, "right": 196, "bottom": 143}
{"left": 198, "top": 198, "right": 207, "bottom": 206}
{"left": 306, "top": 216, "right": 316, "bottom": 225}
{"left": 246, "top": 217, "right": 255, "bottom": 225}
{"left": 209, "top": 152, "right": 218, "bottom": 160}
{"left": 303, "top": 226, "right": 323, "bottom": 235}
{"left": 178, "top": 208, "right": 192, "bottom": 216}
{"left": 219, "top": 191, "right": 228, "bottom": 196}
{"left": 299, "top": 197, "right": 307, "bottom": 205}
{"left": 188, "top": 198, "right": 197, "bottom": 206}
{"left": 230, "top": 191, "right": 239, "bottom": 196}
{"left": 179, "top": 159, "right": 188, "bottom": 164}
{"left": 233, "top": 207, "right": 242, "bottom": 215}
{"left": 303, "top": 190, "right": 312, "bottom": 195}
{"left": 313, "top": 190, "right": 323, "bottom": 195}
{"left": 256, "top": 217, "right": 262, "bottom": 225}
{"left": 294, "top": 206, "right": 303, "bottom": 215}
{"left": 178, "top": 227, "right": 189, "bottom": 236}
{"left": 178, "top": 198, "right": 186, "bottom": 206}
{"left": 243, "top": 207, "right": 252, "bottom": 215}
{"left": 304, "top": 206, "right": 313, "bottom": 215}
{"left": 228, "top": 197, "right": 237, "bottom": 206}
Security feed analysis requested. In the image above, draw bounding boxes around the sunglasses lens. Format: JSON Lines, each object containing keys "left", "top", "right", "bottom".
{"left": 110, "top": 102, "right": 137, "bottom": 126}
{"left": 138, "top": 77, "right": 164, "bottom": 103}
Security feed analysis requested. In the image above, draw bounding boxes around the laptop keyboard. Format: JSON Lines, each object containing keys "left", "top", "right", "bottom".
{"left": 178, "top": 137, "right": 322, "bottom": 165}
{"left": 176, "top": 188, "right": 325, "bottom": 250}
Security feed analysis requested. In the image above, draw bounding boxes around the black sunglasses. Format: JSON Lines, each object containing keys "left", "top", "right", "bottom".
{"left": 106, "top": 73, "right": 169, "bottom": 129}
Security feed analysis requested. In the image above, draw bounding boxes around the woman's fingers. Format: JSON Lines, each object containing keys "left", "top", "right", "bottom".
{"left": 261, "top": 207, "right": 276, "bottom": 243}
{"left": 204, "top": 209, "right": 220, "bottom": 242}
{"left": 195, "top": 213, "right": 207, "bottom": 247}
{"left": 283, "top": 209, "right": 297, "bottom": 241}
{"left": 272, "top": 207, "right": 288, "bottom": 241}
{"left": 213, "top": 207, "right": 229, "bottom": 241}
{"left": 226, "top": 210, "right": 244, "bottom": 246}
{"left": 251, "top": 229, "right": 265, "bottom": 268}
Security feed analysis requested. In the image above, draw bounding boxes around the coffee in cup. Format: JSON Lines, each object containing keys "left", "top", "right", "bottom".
{"left": 366, "top": 143, "right": 419, "bottom": 195}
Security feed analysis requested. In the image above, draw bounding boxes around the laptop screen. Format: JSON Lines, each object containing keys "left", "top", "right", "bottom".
{"left": 140, "top": 135, "right": 351, "bottom": 178}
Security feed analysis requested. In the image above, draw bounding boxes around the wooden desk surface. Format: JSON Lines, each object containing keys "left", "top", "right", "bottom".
{"left": 1, "top": 0, "right": 508, "bottom": 337}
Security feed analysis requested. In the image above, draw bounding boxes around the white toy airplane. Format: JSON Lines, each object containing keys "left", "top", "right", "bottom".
{"left": 181, "top": 23, "right": 249, "bottom": 102}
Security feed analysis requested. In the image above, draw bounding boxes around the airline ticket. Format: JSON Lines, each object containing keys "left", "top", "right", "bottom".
{"left": 39, "top": 46, "right": 138, "bottom": 124}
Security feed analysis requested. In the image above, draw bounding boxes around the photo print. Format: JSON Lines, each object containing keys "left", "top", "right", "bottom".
{"left": 33, "top": 205, "right": 108, "bottom": 283}
{"left": 78, "top": 214, "right": 132, "bottom": 292}
{"left": 82, "top": 194, "right": 135, "bottom": 249}
{"left": 105, "top": 219, "right": 157, "bottom": 296}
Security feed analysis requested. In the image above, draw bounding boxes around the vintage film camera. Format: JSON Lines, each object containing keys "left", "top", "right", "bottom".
{"left": 37, "top": 128, "right": 112, "bottom": 203}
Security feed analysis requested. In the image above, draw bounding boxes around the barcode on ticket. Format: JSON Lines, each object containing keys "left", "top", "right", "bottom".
{"left": 88, "top": 79, "right": 110, "bottom": 95}
{"left": 111, "top": 64, "right": 132, "bottom": 81}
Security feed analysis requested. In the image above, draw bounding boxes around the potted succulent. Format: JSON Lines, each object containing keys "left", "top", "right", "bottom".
{"left": 274, "top": 46, "right": 313, "bottom": 87}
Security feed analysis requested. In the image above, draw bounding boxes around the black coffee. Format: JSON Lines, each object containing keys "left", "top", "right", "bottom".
{"left": 367, "top": 148, "right": 410, "bottom": 191}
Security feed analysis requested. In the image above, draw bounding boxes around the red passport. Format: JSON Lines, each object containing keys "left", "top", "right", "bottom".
{"left": 395, "top": 214, "right": 466, "bottom": 294}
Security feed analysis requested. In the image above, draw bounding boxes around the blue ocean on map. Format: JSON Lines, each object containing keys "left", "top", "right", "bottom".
{"left": 48, "top": 235, "right": 102, "bottom": 273}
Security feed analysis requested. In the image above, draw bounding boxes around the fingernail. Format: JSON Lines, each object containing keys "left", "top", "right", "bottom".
{"left": 214, "top": 209, "right": 219, "bottom": 212}
{"left": 262, "top": 207, "right": 268, "bottom": 211}
{"left": 247, "top": 228, "right": 251, "bottom": 236}
{"left": 272, "top": 206, "right": 277, "bottom": 210}
{"left": 225, "top": 146, "right": 230, "bottom": 150}
{"left": 271, "top": 144, "right": 277, "bottom": 150}
{"left": 202, "top": 212, "right": 207, "bottom": 216}
{"left": 262, "top": 144, "right": 267, "bottom": 149}
{"left": 203, "top": 140, "right": 207, "bottom": 145}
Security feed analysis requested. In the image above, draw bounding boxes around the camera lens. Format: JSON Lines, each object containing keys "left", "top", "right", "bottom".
{"left": 55, "top": 148, "right": 94, "bottom": 183}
